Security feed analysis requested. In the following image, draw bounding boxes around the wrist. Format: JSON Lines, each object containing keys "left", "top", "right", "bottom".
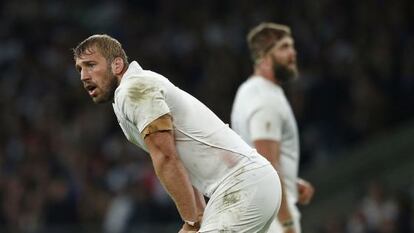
{"left": 281, "top": 219, "right": 294, "bottom": 229}
{"left": 183, "top": 220, "right": 200, "bottom": 231}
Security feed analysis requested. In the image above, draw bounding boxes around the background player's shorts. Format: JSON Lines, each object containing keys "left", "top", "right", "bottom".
{"left": 199, "top": 163, "right": 281, "bottom": 233}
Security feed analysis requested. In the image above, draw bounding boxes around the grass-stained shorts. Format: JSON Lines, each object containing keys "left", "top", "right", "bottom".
{"left": 199, "top": 163, "right": 281, "bottom": 233}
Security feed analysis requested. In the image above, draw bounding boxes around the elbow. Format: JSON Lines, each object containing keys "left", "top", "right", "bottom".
{"left": 151, "top": 152, "right": 182, "bottom": 179}
{"left": 160, "top": 152, "right": 179, "bottom": 163}
{"left": 152, "top": 151, "right": 180, "bottom": 168}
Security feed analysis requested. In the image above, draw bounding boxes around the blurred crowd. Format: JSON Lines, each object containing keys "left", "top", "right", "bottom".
{"left": 319, "top": 181, "right": 413, "bottom": 233}
{"left": 0, "top": 0, "right": 413, "bottom": 232}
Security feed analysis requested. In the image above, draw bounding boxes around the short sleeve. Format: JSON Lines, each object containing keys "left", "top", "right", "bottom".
{"left": 120, "top": 80, "right": 170, "bottom": 133}
{"left": 249, "top": 107, "right": 283, "bottom": 142}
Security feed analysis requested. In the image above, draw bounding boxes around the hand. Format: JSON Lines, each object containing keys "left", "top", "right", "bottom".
{"left": 297, "top": 178, "right": 314, "bottom": 205}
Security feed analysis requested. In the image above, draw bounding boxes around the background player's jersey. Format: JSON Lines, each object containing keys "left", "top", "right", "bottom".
{"left": 231, "top": 76, "right": 299, "bottom": 203}
{"left": 113, "top": 61, "right": 269, "bottom": 197}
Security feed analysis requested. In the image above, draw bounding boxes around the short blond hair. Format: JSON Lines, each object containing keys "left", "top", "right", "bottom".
{"left": 247, "top": 22, "right": 291, "bottom": 63}
{"left": 73, "top": 34, "right": 129, "bottom": 66}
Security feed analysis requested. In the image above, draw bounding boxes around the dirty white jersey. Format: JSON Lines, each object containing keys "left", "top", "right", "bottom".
{"left": 231, "top": 76, "right": 299, "bottom": 203}
{"left": 112, "top": 61, "right": 269, "bottom": 197}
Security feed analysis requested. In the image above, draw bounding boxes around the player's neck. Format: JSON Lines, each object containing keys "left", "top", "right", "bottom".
{"left": 253, "top": 68, "right": 279, "bottom": 85}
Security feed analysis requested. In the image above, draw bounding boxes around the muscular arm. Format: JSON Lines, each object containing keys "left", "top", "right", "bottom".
{"left": 254, "top": 139, "right": 294, "bottom": 231}
{"left": 193, "top": 186, "right": 206, "bottom": 221}
{"left": 144, "top": 124, "right": 199, "bottom": 224}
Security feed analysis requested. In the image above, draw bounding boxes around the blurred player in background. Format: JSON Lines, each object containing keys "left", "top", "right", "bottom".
{"left": 73, "top": 34, "right": 282, "bottom": 233}
{"left": 231, "top": 22, "right": 315, "bottom": 233}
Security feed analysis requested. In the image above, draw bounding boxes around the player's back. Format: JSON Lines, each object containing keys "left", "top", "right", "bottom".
{"left": 113, "top": 62, "right": 270, "bottom": 197}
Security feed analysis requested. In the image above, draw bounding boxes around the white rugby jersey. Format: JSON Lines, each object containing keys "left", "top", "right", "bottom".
{"left": 231, "top": 75, "right": 299, "bottom": 203}
{"left": 112, "top": 61, "right": 269, "bottom": 197}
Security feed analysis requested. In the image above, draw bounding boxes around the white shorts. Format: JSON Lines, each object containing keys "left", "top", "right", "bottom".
{"left": 266, "top": 201, "right": 301, "bottom": 233}
{"left": 199, "top": 164, "right": 281, "bottom": 233}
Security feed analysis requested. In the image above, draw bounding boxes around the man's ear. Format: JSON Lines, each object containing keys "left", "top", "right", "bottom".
{"left": 111, "top": 57, "right": 124, "bottom": 75}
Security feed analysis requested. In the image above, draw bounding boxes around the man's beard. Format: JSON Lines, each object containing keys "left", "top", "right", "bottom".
{"left": 94, "top": 70, "right": 119, "bottom": 104}
{"left": 271, "top": 55, "right": 298, "bottom": 84}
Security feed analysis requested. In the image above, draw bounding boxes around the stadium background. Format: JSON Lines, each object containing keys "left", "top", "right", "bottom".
{"left": 0, "top": 0, "right": 413, "bottom": 232}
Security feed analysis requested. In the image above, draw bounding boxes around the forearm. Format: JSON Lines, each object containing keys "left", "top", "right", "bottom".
{"left": 152, "top": 154, "right": 198, "bottom": 222}
{"left": 274, "top": 171, "right": 297, "bottom": 233}
{"left": 193, "top": 187, "right": 206, "bottom": 220}
{"left": 277, "top": 173, "right": 293, "bottom": 222}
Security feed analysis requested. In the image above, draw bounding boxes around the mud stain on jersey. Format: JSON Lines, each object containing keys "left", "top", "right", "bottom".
{"left": 127, "top": 82, "right": 159, "bottom": 103}
{"left": 266, "top": 121, "right": 271, "bottom": 132}
{"left": 219, "top": 229, "right": 235, "bottom": 233}
{"left": 223, "top": 190, "right": 241, "bottom": 207}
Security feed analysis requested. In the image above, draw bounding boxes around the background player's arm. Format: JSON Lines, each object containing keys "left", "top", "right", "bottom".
{"left": 254, "top": 139, "right": 296, "bottom": 233}
{"left": 143, "top": 116, "right": 200, "bottom": 231}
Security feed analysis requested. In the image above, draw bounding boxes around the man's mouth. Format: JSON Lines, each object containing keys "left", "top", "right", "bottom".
{"left": 288, "top": 61, "right": 297, "bottom": 69}
{"left": 85, "top": 84, "right": 98, "bottom": 97}
{"left": 288, "top": 59, "right": 296, "bottom": 66}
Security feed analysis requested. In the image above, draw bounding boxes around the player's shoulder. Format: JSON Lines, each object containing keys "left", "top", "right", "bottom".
{"left": 236, "top": 78, "right": 261, "bottom": 98}
{"left": 238, "top": 77, "right": 280, "bottom": 100}
{"left": 122, "top": 70, "right": 167, "bottom": 91}
{"left": 115, "top": 77, "right": 160, "bottom": 110}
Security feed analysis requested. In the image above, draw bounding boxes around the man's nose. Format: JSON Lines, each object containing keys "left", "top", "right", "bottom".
{"left": 290, "top": 48, "right": 297, "bottom": 59}
{"left": 80, "top": 70, "right": 90, "bottom": 81}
